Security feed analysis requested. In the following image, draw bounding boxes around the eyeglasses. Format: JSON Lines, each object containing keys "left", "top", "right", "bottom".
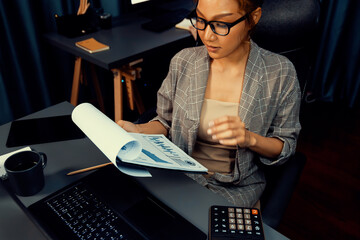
{"left": 190, "top": 14, "right": 248, "bottom": 36}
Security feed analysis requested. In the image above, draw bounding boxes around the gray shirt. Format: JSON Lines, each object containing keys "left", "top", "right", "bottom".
{"left": 152, "top": 40, "right": 301, "bottom": 207}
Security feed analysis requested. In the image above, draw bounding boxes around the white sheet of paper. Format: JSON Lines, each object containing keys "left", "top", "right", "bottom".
{"left": 72, "top": 103, "right": 151, "bottom": 177}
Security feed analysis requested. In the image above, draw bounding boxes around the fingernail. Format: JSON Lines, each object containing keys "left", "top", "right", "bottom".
{"left": 207, "top": 129, "right": 212, "bottom": 135}
{"left": 212, "top": 135, "right": 217, "bottom": 140}
{"left": 209, "top": 121, "right": 214, "bottom": 127}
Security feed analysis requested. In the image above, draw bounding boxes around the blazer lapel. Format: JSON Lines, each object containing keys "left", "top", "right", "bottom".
{"left": 187, "top": 46, "right": 209, "bottom": 122}
{"left": 239, "top": 41, "right": 262, "bottom": 131}
{"left": 187, "top": 47, "right": 209, "bottom": 152}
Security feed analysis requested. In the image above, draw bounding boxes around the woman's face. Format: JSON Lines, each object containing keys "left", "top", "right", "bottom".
{"left": 196, "top": 0, "right": 251, "bottom": 60}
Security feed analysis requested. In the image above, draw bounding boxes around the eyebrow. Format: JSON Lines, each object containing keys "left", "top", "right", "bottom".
{"left": 196, "top": 9, "right": 235, "bottom": 20}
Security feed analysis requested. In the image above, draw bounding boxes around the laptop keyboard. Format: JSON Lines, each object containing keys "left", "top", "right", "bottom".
{"left": 45, "top": 183, "right": 137, "bottom": 240}
{"left": 28, "top": 165, "right": 207, "bottom": 240}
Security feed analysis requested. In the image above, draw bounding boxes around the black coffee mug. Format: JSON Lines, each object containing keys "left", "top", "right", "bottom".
{"left": 99, "top": 13, "right": 112, "bottom": 29}
{"left": 4, "top": 151, "right": 47, "bottom": 196}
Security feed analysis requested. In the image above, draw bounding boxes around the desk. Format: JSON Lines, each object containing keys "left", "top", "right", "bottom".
{"left": 44, "top": 0, "right": 195, "bottom": 121}
{"left": 0, "top": 102, "right": 289, "bottom": 239}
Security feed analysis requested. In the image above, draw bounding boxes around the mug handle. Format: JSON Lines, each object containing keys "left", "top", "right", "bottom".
{"left": 39, "top": 152, "right": 47, "bottom": 169}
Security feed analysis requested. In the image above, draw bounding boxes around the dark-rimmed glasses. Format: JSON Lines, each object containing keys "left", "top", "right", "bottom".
{"left": 190, "top": 14, "right": 248, "bottom": 36}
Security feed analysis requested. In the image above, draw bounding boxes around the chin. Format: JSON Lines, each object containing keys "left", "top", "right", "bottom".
{"left": 207, "top": 51, "right": 229, "bottom": 60}
{"left": 207, "top": 51, "right": 222, "bottom": 59}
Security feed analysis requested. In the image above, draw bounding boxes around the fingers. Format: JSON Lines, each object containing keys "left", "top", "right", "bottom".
{"left": 207, "top": 116, "right": 244, "bottom": 136}
{"left": 116, "top": 120, "right": 138, "bottom": 133}
{"left": 207, "top": 115, "right": 248, "bottom": 147}
{"left": 116, "top": 120, "right": 126, "bottom": 127}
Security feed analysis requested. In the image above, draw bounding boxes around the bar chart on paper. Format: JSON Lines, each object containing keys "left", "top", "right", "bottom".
{"left": 143, "top": 135, "right": 195, "bottom": 167}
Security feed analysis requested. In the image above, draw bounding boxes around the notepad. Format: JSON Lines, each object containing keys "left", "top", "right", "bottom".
{"left": 75, "top": 38, "right": 110, "bottom": 53}
{"left": 175, "top": 18, "right": 192, "bottom": 31}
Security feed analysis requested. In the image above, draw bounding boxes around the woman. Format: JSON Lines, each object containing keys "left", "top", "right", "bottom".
{"left": 118, "top": 0, "right": 301, "bottom": 208}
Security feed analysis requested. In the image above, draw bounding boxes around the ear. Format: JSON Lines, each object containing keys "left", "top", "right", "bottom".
{"left": 251, "top": 7, "right": 262, "bottom": 25}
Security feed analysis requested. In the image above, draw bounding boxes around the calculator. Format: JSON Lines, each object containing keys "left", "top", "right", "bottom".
{"left": 209, "top": 205, "right": 265, "bottom": 240}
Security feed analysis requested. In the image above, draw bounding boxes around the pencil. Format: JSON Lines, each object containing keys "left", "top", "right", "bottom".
{"left": 67, "top": 162, "right": 113, "bottom": 176}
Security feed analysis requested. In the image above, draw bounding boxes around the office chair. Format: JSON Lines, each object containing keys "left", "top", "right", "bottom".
{"left": 258, "top": 152, "right": 306, "bottom": 228}
{"left": 252, "top": 0, "right": 321, "bottom": 229}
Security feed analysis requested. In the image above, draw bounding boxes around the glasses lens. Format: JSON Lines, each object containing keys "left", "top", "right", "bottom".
{"left": 212, "top": 22, "right": 229, "bottom": 35}
{"left": 191, "top": 17, "right": 206, "bottom": 30}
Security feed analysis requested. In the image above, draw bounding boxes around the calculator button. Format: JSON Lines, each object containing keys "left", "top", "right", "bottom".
{"left": 244, "top": 214, "right": 251, "bottom": 219}
{"left": 244, "top": 209, "right": 250, "bottom": 214}
{"left": 229, "top": 224, "right": 236, "bottom": 230}
{"left": 236, "top": 208, "right": 242, "bottom": 213}
{"left": 245, "top": 225, "right": 252, "bottom": 231}
{"left": 236, "top": 213, "right": 243, "bottom": 218}
{"left": 252, "top": 209, "right": 258, "bottom": 215}
{"left": 228, "top": 208, "right": 234, "bottom": 212}
{"left": 237, "top": 224, "right": 244, "bottom": 230}
{"left": 245, "top": 219, "right": 252, "bottom": 225}
{"left": 229, "top": 218, "right": 235, "bottom": 224}
{"left": 237, "top": 219, "right": 244, "bottom": 224}
{"left": 229, "top": 212, "right": 235, "bottom": 218}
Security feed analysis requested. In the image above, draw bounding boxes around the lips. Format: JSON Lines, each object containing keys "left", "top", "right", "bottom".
{"left": 206, "top": 45, "right": 220, "bottom": 52}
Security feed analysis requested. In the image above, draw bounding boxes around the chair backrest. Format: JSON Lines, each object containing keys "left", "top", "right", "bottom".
{"left": 252, "top": 0, "right": 321, "bottom": 54}
{"left": 252, "top": 0, "right": 321, "bottom": 97}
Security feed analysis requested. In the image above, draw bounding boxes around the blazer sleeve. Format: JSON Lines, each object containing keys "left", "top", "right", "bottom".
{"left": 150, "top": 54, "right": 178, "bottom": 131}
{"left": 259, "top": 60, "right": 302, "bottom": 166}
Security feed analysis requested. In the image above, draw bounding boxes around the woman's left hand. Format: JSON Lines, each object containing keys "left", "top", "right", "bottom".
{"left": 207, "top": 115, "right": 256, "bottom": 148}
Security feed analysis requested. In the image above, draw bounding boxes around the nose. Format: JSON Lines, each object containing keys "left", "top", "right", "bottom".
{"left": 203, "top": 24, "right": 216, "bottom": 41}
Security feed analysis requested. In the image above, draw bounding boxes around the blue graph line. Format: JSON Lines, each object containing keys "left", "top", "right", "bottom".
{"left": 142, "top": 149, "right": 170, "bottom": 164}
{"left": 144, "top": 135, "right": 193, "bottom": 166}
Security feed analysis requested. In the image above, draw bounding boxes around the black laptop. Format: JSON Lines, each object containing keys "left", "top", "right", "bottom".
{"left": 27, "top": 165, "right": 207, "bottom": 240}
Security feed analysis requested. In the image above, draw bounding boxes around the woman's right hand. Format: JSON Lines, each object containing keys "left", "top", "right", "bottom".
{"left": 117, "top": 120, "right": 140, "bottom": 133}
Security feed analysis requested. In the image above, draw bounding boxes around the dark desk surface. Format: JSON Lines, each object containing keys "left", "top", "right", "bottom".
{"left": 44, "top": 1, "right": 195, "bottom": 70}
{"left": 0, "top": 102, "right": 288, "bottom": 240}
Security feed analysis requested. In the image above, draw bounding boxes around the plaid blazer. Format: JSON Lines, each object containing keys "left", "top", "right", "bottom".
{"left": 152, "top": 40, "right": 301, "bottom": 207}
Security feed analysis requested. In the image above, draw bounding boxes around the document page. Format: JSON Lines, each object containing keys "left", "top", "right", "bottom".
{"left": 72, "top": 103, "right": 207, "bottom": 177}
{"left": 129, "top": 133, "right": 207, "bottom": 172}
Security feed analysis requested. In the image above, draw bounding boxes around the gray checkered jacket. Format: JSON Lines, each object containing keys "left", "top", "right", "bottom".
{"left": 152, "top": 40, "right": 301, "bottom": 207}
